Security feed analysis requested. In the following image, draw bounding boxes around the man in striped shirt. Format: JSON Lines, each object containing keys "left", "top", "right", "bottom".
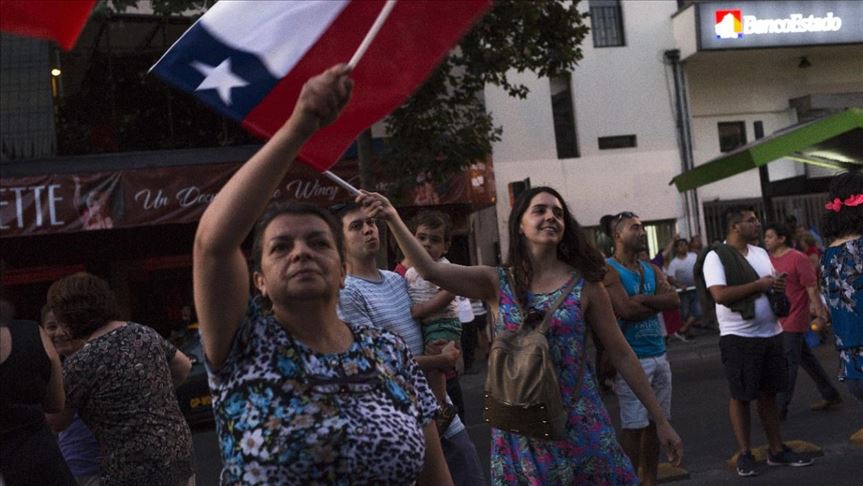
{"left": 334, "top": 202, "right": 486, "bottom": 486}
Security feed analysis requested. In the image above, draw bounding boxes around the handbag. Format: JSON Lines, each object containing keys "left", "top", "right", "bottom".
{"left": 767, "top": 290, "right": 791, "bottom": 318}
{"left": 483, "top": 270, "right": 582, "bottom": 440}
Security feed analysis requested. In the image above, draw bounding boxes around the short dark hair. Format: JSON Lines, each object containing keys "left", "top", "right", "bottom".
{"left": 410, "top": 210, "right": 452, "bottom": 242}
{"left": 47, "top": 272, "right": 118, "bottom": 339}
{"left": 722, "top": 204, "right": 756, "bottom": 234}
{"left": 764, "top": 222, "right": 793, "bottom": 246}
{"left": 251, "top": 202, "right": 345, "bottom": 273}
{"left": 330, "top": 201, "right": 361, "bottom": 221}
{"left": 821, "top": 170, "right": 863, "bottom": 239}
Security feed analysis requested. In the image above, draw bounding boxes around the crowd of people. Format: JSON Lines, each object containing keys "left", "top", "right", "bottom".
{"left": 1, "top": 65, "right": 861, "bottom": 486}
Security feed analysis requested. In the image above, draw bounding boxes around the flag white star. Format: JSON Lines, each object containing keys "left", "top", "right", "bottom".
{"left": 191, "top": 58, "right": 249, "bottom": 106}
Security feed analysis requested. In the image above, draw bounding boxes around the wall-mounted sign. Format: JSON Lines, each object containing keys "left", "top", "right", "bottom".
{"left": 698, "top": 1, "right": 863, "bottom": 50}
{"left": 0, "top": 158, "right": 496, "bottom": 238}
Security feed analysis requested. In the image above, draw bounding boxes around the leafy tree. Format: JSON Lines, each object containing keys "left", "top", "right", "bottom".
{"left": 381, "top": 0, "right": 588, "bottom": 193}
{"left": 107, "top": 0, "right": 589, "bottom": 191}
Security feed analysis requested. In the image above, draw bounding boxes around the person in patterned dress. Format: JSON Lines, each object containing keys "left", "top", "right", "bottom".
{"left": 360, "top": 186, "right": 683, "bottom": 485}
{"left": 819, "top": 170, "right": 863, "bottom": 441}
{"left": 192, "top": 64, "right": 451, "bottom": 485}
{"left": 46, "top": 272, "right": 195, "bottom": 486}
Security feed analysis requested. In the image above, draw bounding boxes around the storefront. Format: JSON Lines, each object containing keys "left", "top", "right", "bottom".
{"left": 1, "top": 148, "right": 497, "bottom": 329}
{"left": 671, "top": 0, "right": 863, "bottom": 240}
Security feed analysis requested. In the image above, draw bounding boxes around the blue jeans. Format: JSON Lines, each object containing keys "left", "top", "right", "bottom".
{"left": 441, "top": 430, "right": 486, "bottom": 486}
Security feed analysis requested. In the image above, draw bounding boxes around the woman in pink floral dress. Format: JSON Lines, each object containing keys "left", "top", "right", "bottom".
{"left": 366, "top": 186, "right": 684, "bottom": 485}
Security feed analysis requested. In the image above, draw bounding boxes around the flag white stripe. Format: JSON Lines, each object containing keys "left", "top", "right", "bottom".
{"left": 200, "top": 0, "right": 349, "bottom": 77}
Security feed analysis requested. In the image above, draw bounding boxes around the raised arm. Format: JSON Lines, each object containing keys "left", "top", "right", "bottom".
{"left": 358, "top": 191, "right": 498, "bottom": 303}
{"left": 39, "top": 326, "right": 65, "bottom": 413}
{"left": 583, "top": 281, "right": 683, "bottom": 466}
{"left": 193, "top": 65, "right": 353, "bottom": 369}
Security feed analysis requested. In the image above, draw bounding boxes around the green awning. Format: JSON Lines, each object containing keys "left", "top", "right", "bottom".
{"left": 671, "top": 108, "right": 863, "bottom": 192}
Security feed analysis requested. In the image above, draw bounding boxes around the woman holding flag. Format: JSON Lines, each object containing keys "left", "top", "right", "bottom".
{"left": 359, "top": 186, "right": 684, "bottom": 485}
{"left": 193, "top": 65, "right": 452, "bottom": 485}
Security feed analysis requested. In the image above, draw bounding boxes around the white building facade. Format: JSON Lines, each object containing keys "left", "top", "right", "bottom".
{"left": 485, "top": 0, "right": 863, "bottom": 254}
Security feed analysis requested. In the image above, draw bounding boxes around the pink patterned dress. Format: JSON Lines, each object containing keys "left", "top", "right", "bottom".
{"left": 490, "top": 268, "right": 637, "bottom": 485}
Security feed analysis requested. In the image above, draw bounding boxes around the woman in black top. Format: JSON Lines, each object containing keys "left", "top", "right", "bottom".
{"left": 0, "top": 319, "right": 75, "bottom": 485}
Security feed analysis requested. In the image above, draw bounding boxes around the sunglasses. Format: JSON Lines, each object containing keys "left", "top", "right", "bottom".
{"left": 614, "top": 211, "right": 637, "bottom": 223}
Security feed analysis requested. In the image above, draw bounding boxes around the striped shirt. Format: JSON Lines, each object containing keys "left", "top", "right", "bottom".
{"left": 338, "top": 269, "right": 466, "bottom": 438}
{"left": 338, "top": 270, "right": 424, "bottom": 357}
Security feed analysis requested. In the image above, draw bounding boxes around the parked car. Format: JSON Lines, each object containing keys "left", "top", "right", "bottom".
{"left": 175, "top": 331, "right": 214, "bottom": 426}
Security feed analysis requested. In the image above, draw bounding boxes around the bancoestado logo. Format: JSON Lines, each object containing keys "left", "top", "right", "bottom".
{"left": 715, "top": 9, "right": 843, "bottom": 39}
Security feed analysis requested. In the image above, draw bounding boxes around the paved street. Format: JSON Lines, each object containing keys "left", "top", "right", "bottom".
{"left": 192, "top": 329, "right": 862, "bottom": 485}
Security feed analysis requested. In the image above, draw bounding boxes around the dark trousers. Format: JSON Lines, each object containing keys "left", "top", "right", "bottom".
{"left": 446, "top": 375, "right": 465, "bottom": 421}
{"left": 460, "top": 320, "right": 478, "bottom": 370}
{"left": 777, "top": 331, "right": 840, "bottom": 413}
{"left": 441, "top": 429, "right": 487, "bottom": 486}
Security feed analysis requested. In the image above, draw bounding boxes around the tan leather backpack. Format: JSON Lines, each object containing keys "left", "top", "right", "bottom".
{"left": 483, "top": 271, "right": 582, "bottom": 440}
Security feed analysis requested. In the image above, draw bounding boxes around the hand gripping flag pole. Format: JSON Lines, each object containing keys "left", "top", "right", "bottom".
{"left": 322, "top": 0, "right": 397, "bottom": 197}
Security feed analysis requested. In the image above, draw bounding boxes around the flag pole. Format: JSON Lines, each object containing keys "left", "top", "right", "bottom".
{"left": 326, "top": 0, "right": 396, "bottom": 195}
{"left": 324, "top": 170, "right": 361, "bottom": 196}
{"left": 348, "top": 0, "right": 397, "bottom": 68}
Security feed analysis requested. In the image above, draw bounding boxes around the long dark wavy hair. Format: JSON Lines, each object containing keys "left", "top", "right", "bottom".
{"left": 821, "top": 170, "right": 863, "bottom": 240}
{"left": 506, "top": 187, "right": 606, "bottom": 302}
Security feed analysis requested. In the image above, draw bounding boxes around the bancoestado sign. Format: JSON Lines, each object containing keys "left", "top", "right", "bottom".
{"left": 697, "top": 0, "right": 863, "bottom": 50}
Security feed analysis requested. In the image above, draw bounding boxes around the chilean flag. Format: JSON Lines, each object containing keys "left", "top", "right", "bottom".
{"left": 0, "top": 0, "right": 97, "bottom": 50}
{"left": 152, "top": 0, "right": 491, "bottom": 172}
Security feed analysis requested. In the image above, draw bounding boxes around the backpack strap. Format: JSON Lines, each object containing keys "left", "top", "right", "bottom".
{"left": 503, "top": 268, "right": 580, "bottom": 333}
{"left": 536, "top": 275, "right": 580, "bottom": 333}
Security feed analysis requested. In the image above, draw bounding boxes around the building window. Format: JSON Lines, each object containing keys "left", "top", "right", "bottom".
{"left": 598, "top": 134, "right": 636, "bottom": 150}
{"left": 549, "top": 74, "right": 579, "bottom": 159}
{"left": 718, "top": 121, "right": 747, "bottom": 152}
{"left": 590, "top": 0, "right": 625, "bottom": 47}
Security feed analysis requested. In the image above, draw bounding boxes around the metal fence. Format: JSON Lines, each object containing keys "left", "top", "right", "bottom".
{"left": 702, "top": 193, "right": 829, "bottom": 243}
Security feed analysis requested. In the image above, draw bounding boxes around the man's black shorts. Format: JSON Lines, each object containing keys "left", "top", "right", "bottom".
{"left": 719, "top": 334, "right": 788, "bottom": 401}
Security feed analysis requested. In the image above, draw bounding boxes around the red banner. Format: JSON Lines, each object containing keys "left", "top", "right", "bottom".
{"left": 1, "top": 158, "right": 495, "bottom": 238}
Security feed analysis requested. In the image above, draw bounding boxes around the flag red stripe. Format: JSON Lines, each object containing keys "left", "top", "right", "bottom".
{"left": 0, "top": 0, "right": 96, "bottom": 50}
{"left": 242, "top": 0, "right": 491, "bottom": 172}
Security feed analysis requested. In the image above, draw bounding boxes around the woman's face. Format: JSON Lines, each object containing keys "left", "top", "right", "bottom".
{"left": 42, "top": 310, "right": 79, "bottom": 357}
{"left": 254, "top": 213, "right": 346, "bottom": 307}
{"left": 519, "top": 191, "right": 565, "bottom": 247}
{"left": 763, "top": 229, "right": 785, "bottom": 252}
